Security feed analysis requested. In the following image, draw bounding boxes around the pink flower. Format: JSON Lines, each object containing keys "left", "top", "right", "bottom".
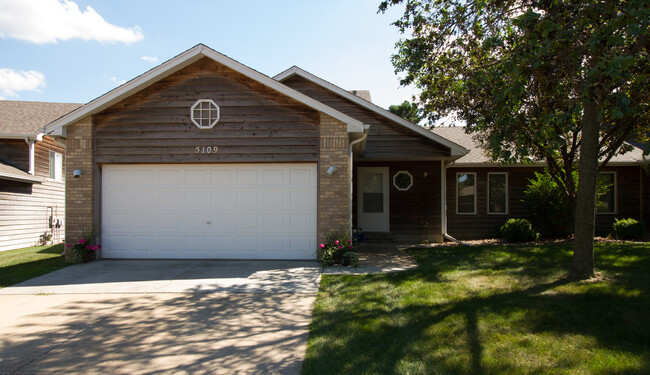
{"left": 78, "top": 238, "right": 85, "bottom": 245}
{"left": 319, "top": 244, "right": 325, "bottom": 248}
{"left": 66, "top": 244, "right": 71, "bottom": 248}
{"left": 335, "top": 240, "right": 339, "bottom": 245}
{"left": 348, "top": 245, "right": 352, "bottom": 249}
{"left": 97, "top": 244, "right": 102, "bottom": 249}
{"left": 86, "top": 245, "right": 92, "bottom": 250}
{"left": 338, "top": 245, "right": 343, "bottom": 250}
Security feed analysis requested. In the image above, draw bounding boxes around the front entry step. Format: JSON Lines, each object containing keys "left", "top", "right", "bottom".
{"left": 362, "top": 232, "right": 394, "bottom": 243}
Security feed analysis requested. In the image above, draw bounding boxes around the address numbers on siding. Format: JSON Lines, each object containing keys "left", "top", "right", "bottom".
{"left": 195, "top": 146, "right": 219, "bottom": 154}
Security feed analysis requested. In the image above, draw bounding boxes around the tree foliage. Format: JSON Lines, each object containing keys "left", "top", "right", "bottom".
{"left": 380, "top": 0, "right": 650, "bottom": 279}
{"left": 388, "top": 100, "right": 423, "bottom": 125}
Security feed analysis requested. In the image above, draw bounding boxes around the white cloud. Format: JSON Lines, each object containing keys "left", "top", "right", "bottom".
{"left": 110, "top": 76, "right": 126, "bottom": 85}
{"left": 0, "top": 0, "right": 143, "bottom": 44}
{"left": 0, "top": 68, "right": 45, "bottom": 97}
{"left": 141, "top": 56, "right": 159, "bottom": 64}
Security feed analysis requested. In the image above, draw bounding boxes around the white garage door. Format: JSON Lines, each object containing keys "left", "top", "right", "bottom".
{"left": 101, "top": 164, "right": 317, "bottom": 259}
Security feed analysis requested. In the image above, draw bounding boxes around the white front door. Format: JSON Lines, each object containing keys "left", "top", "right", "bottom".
{"left": 357, "top": 167, "right": 389, "bottom": 232}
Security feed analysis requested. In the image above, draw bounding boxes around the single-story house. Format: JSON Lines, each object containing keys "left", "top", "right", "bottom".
{"left": 0, "top": 100, "right": 81, "bottom": 251}
{"left": 40, "top": 44, "right": 649, "bottom": 260}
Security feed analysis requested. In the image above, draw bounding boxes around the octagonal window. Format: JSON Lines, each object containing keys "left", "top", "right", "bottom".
{"left": 191, "top": 99, "right": 220, "bottom": 129}
{"left": 393, "top": 171, "right": 413, "bottom": 191}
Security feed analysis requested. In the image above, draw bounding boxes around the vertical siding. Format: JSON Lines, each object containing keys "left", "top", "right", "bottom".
{"left": 0, "top": 136, "right": 65, "bottom": 251}
{"left": 353, "top": 160, "right": 442, "bottom": 241}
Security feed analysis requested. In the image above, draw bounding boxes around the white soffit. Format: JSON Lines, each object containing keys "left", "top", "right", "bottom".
{"left": 274, "top": 66, "right": 470, "bottom": 157}
{"left": 44, "top": 44, "right": 364, "bottom": 136}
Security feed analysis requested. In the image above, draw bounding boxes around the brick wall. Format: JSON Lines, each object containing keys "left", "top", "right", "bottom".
{"left": 318, "top": 113, "right": 351, "bottom": 243}
{"left": 64, "top": 116, "right": 95, "bottom": 261}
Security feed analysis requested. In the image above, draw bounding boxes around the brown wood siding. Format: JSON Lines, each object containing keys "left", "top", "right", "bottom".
{"left": 0, "top": 140, "right": 28, "bottom": 171}
{"left": 353, "top": 161, "right": 442, "bottom": 241}
{"left": 94, "top": 58, "right": 320, "bottom": 164}
{"left": 595, "top": 166, "right": 644, "bottom": 235}
{"left": 0, "top": 137, "right": 65, "bottom": 251}
{"left": 282, "top": 76, "right": 451, "bottom": 159}
{"left": 446, "top": 165, "right": 645, "bottom": 239}
{"left": 446, "top": 167, "right": 542, "bottom": 240}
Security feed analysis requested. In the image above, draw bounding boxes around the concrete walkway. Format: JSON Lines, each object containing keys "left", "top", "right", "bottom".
{"left": 0, "top": 260, "right": 321, "bottom": 375}
{"left": 323, "top": 244, "right": 419, "bottom": 275}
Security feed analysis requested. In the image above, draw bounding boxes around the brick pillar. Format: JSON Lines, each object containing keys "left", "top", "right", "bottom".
{"left": 64, "top": 116, "right": 95, "bottom": 262}
{"left": 318, "top": 113, "right": 351, "bottom": 244}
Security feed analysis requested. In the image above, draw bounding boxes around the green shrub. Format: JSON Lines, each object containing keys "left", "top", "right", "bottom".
{"left": 500, "top": 218, "right": 540, "bottom": 242}
{"left": 612, "top": 218, "right": 645, "bottom": 240}
{"left": 522, "top": 171, "right": 573, "bottom": 238}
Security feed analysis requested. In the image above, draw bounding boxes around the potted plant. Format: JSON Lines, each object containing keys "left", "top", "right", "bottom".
{"left": 67, "top": 227, "right": 101, "bottom": 263}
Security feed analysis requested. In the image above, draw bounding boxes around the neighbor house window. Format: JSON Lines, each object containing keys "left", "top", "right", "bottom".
{"left": 597, "top": 172, "right": 616, "bottom": 214}
{"left": 457, "top": 173, "right": 476, "bottom": 214}
{"left": 488, "top": 173, "right": 508, "bottom": 214}
{"left": 49, "top": 151, "right": 62, "bottom": 180}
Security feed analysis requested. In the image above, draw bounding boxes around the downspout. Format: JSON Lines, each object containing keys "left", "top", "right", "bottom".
{"left": 24, "top": 134, "right": 44, "bottom": 175}
{"left": 349, "top": 125, "right": 370, "bottom": 235}
{"left": 441, "top": 160, "right": 466, "bottom": 245}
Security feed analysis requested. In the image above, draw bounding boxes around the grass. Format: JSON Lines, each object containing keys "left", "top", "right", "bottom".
{"left": 303, "top": 242, "right": 650, "bottom": 374}
{"left": 0, "top": 243, "right": 69, "bottom": 288}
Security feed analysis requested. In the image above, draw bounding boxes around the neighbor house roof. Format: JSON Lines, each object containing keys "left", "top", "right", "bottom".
{"left": 431, "top": 126, "right": 649, "bottom": 166}
{"left": 0, "top": 161, "right": 41, "bottom": 183}
{"left": 0, "top": 100, "right": 81, "bottom": 138}
{"left": 273, "top": 66, "right": 469, "bottom": 157}
{"left": 44, "top": 44, "right": 364, "bottom": 136}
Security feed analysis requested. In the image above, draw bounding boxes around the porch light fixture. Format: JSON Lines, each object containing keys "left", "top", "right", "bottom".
{"left": 73, "top": 169, "right": 82, "bottom": 178}
{"left": 326, "top": 166, "right": 338, "bottom": 176}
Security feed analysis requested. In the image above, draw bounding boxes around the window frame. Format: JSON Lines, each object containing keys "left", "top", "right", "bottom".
{"left": 392, "top": 170, "right": 413, "bottom": 191}
{"left": 456, "top": 172, "right": 477, "bottom": 215}
{"left": 487, "top": 172, "right": 508, "bottom": 215}
{"left": 49, "top": 151, "right": 63, "bottom": 181}
{"left": 190, "top": 99, "right": 221, "bottom": 129}
{"left": 596, "top": 171, "right": 617, "bottom": 214}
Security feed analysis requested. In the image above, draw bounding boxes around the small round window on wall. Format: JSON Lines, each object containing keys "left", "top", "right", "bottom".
{"left": 191, "top": 99, "right": 220, "bottom": 129}
{"left": 393, "top": 171, "right": 413, "bottom": 191}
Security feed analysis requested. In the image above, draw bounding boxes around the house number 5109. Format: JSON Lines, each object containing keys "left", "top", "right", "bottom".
{"left": 195, "top": 146, "right": 219, "bottom": 154}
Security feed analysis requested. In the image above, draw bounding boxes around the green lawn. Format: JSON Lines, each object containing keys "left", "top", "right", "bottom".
{"left": 0, "top": 243, "right": 69, "bottom": 288}
{"left": 303, "top": 242, "right": 650, "bottom": 374}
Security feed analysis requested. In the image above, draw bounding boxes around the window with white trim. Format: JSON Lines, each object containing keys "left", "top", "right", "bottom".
{"left": 393, "top": 171, "right": 413, "bottom": 191}
{"left": 49, "top": 151, "right": 62, "bottom": 180}
{"left": 191, "top": 99, "right": 220, "bottom": 129}
{"left": 488, "top": 173, "right": 508, "bottom": 214}
{"left": 597, "top": 172, "right": 616, "bottom": 214}
{"left": 457, "top": 172, "right": 476, "bottom": 214}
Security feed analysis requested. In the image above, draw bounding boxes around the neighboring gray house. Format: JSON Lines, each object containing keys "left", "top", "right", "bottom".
{"left": 0, "top": 100, "right": 81, "bottom": 251}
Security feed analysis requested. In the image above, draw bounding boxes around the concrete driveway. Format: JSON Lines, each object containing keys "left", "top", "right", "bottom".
{"left": 0, "top": 260, "right": 321, "bottom": 375}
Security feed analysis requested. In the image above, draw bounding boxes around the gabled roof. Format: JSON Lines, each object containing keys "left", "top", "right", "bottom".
{"left": 273, "top": 66, "right": 469, "bottom": 157}
{"left": 431, "top": 126, "right": 649, "bottom": 166}
{"left": 44, "top": 44, "right": 364, "bottom": 136}
{"left": 0, "top": 100, "right": 81, "bottom": 138}
{"left": 0, "top": 161, "right": 41, "bottom": 183}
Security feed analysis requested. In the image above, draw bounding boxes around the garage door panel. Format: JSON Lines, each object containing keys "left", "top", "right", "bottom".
{"left": 101, "top": 164, "right": 317, "bottom": 259}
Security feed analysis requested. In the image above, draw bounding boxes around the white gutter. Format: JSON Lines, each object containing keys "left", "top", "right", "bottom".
{"left": 24, "top": 133, "right": 44, "bottom": 175}
{"left": 349, "top": 125, "right": 370, "bottom": 235}
{"left": 440, "top": 160, "right": 468, "bottom": 245}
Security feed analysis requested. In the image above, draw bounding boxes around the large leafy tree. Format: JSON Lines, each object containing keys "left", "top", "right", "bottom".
{"left": 388, "top": 100, "right": 423, "bottom": 125}
{"left": 380, "top": 0, "right": 650, "bottom": 279}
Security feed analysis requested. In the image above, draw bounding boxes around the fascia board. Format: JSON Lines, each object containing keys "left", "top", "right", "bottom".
{"left": 274, "top": 67, "right": 470, "bottom": 156}
{"left": 0, "top": 133, "right": 39, "bottom": 139}
{"left": 44, "top": 45, "right": 364, "bottom": 135}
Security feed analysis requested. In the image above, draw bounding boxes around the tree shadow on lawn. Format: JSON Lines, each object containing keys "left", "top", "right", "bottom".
{"left": 0, "top": 290, "right": 312, "bottom": 374}
{"left": 304, "top": 243, "right": 650, "bottom": 374}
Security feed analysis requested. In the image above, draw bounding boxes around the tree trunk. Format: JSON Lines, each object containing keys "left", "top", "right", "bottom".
{"left": 570, "top": 98, "right": 599, "bottom": 279}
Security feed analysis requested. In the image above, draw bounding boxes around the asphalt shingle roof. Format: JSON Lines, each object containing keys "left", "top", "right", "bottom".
{"left": 0, "top": 100, "right": 82, "bottom": 136}
{"left": 431, "top": 126, "right": 648, "bottom": 165}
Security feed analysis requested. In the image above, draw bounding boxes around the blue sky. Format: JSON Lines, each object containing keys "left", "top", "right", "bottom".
{"left": 0, "top": 0, "right": 417, "bottom": 109}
